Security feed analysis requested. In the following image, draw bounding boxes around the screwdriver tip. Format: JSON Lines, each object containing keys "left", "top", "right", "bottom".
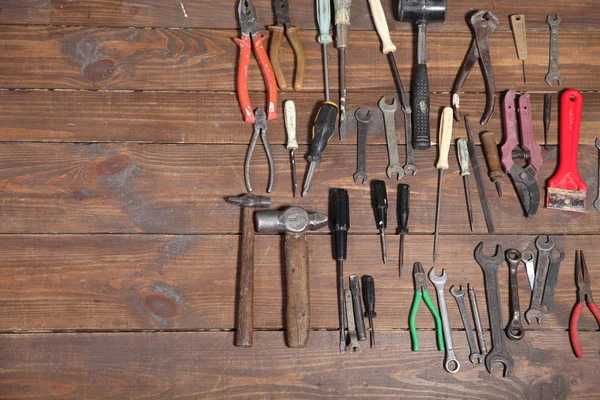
{"left": 495, "top": 181, "right": 503, "bottom": 198}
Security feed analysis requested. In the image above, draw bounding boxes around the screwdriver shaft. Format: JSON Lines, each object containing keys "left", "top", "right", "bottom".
{"left": 339, "top": 48, "right": 347, "bottom": 139}
{"left": 337, "top": 259, "right": 345, "bottom": 352}
{"left": 322, "top": 43, "right": 330, "bottom": 101}
{"left": 463, "top": 175, "right": 474, "bottom": 232}
{"left": 399, "top": 234, "right": 405, "bottom": 276}
{"left": 290, "top": 149, "right": 297, "bottom": 197}
{"left": 380, "top": 229, "right": 387, "bottom": 264}
{"left": 369, "top": 317, "right": 375, "bottom": 348}
{"left": 433, "top": 170, "right": 444, "bottom": 263}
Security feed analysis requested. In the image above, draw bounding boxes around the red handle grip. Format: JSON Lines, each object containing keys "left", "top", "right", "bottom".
{"left": 234, "top": 35, "right": 255, "bottom": 123}
{"left": 518, "top": 94, "right": 543, "bottom": 172}
{"left": 500, "top": 90, "right": 518, "bottom": 172}
{"left": 569, "top": 302, "right": 584, "bottom": 358}
{"left": 547, "top": 89, "right": 587, "bottom": 192}
{"left": 589, "top": 301, "right": 600, "bottom": 326}
{"left": 252, "top": 34, "right": 278, "bottom": 121}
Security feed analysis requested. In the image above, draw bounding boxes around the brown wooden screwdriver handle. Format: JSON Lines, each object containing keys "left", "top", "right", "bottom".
{"left": 284, "top": 232, "right": 310, "bottom": 348}
{"left": 481, "top": 132, "right": 504, "bottom": 181}
{"left": 235, "top": 207, "right": 254, "bottom": 347}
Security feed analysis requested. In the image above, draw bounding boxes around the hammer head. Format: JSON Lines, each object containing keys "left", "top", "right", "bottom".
{"left": 226, "top": 193, "right": 271, "bottom": 208}
{"left": 399, "top": 0, "right": 447, "bottom": 23}
{"left": 255, "top": 207, "right": 328, "bottom": 234}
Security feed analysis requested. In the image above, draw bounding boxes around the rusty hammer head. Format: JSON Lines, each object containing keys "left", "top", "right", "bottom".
{"left": 399, "top": 0, "right": 447, "bottom": 24}
{"left": 255, "top": 207, "right": 328, "bottom": 234}
{"left": 226, "top": 193, "right": 271, "bottom": 209}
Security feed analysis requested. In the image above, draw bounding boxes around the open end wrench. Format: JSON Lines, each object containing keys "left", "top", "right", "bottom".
{"left": 429, "top": 268, "right": 460, "bottom": 374}
{"left": 521, "top": 248, "right": 536, "bottom": 291}
{"left": 344, "top": 289, "right": 361, "bottom": 353}
{"left": 450, "top": 285, "right": 481, "bottom": 363}
{"left": 378, "top": 97, "right": 405, "bottom": 180}
{"left": 541, "top": 246, "right": 565, "bottom": 316}
{"left": 594, "top": 138, "right": 600, "bottom": 213}
{"left": 545, "top": 14, "right": 563, "bottom": 87}
{"left": 468, "top": 283, "right": 487, "bottom": 359}
{"left": 474, "top": 242, "right": 514, "bottom": 377}
{"left": 505, "top": 249, "right": 525, "bottom": 341}
{"left": 354, "top": 108, "right": 371, "bottom": 184}
{"left": 525, "top": 235, "right": 555, "bottom": 325}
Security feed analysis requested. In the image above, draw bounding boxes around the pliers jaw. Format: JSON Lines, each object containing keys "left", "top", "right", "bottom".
{"left": 244, "top": 109, "right": 275, "bottom": 193}
{"left": 238, "top": 0, "right": 260, "bottom": 38}
{"left": 576, "top": 250, "right": 594, "bottom": 304}
{"left": 412, "top": 262, "right": 428, "bottom": 293}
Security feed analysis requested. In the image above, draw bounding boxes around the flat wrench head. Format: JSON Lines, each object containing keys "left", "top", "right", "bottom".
{"left": 378, "top": 96, "right": 398, "bottom": 112}
{"left": 535, "top": 235, "right": 555, "bottom": 253}
{"left": 428, "top": 267, "right": 448, "bottom": 287}
{"left": 474, "top": 242, "right": 504, "bottom": 270}
{"left": 485, "top": 353, "right": 514, "bottom": 377}
{"left": 387, "top": 165, "right": 405, "bottom": 180}
{"left": 547, "top": 14, "right": 561, "bottom": 27}
{"left": 355, "top": 108, "right": 372, "bottom": 123}
{"left": 449, "top": 285, "right": 465, "bottom": 298}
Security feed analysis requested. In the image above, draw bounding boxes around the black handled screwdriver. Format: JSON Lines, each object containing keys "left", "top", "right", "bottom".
{"left": 372, "top": 180, "right": 388, "bottom": 264}
{"left": 332, "top": 188, "right": 350, "bottom": 352}
{"left": 361, "top": 275, "right": 376, "bottom": 348}
{"left": 397, "top": 183, "right": 410, "bottom": 276}
{"left": 302, "top": 102, "right": 338, "bottom": 197}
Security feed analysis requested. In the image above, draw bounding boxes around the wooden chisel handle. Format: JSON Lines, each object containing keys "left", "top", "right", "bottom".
{"left": 481, "top": 132, "right": 503, "bottom": 182}
{"left": 235, "top": 207, "right": 255, "bottom": 347}
{"left": 285, "top": 233, "right": 310, "bottom": 348}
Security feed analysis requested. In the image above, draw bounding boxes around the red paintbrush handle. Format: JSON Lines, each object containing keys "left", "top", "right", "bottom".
{"left": 547, "top": 89, "right": 587, "bottom": 191}
{"left": 252, "top": 34, "right": 278, "bottom": 121}
{"left": 569, "top": 302, "right": 583, "bottom": 358}
{"left": 234, "top": 35, "right": 255, "bottom": 123}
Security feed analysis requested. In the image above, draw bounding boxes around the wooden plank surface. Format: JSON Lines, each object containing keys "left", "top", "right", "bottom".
{"left": 1, "top": 26, "right": 599, "bottom": 91}
{"left": 2, "top": 90, "right": 600, "bottom": 146}
{"left": 0, "top": 0, "right": 597, "bottom": 31}
{"left": 0, "top": 234, "right": 598, "bottom": 332}
{"left": 0, "top": 142, "right": 597, "bottom": 234}
{"left": 0, "top": 331, "right": 598, "bottom": 400}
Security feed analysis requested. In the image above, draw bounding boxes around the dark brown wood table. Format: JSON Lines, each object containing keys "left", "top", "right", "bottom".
{"left": 0, "top": 1, "right": 598, "bottom": 398}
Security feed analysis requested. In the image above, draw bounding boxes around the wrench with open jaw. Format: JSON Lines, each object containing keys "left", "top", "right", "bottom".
{"left": 379, "top": 97, "right": 405, "bottom": 180}
{"left": 525, "top": 235, "right": 555, "bottom": 325}
{"left": 541, "top": 246, "right": 565, "bottom": 316}
{"left": 545, "top": 15, "right": 563, "bottom": 87}
{"left": 505, "top": 249, "right": 525, "bottom": 340}
{"left": 521, "top": 246, "right": 536, "bottom": 291}
{"left": 474, "top": 242, "right": 514, "bottom": 376}
{"left": 354, "top": 109, "right": 371, "bottom": 184}
{"left": 450, "top": 285, "right": 481, "bottom": 363}
{"left": 429, "top": 268, "right": 460, "bottom": 374}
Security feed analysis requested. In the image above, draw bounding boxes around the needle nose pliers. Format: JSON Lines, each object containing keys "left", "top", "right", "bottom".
{"left": 409, "top": 262, "right": 445, "bottom": 352}
{"left": 235, "top": 0, "right": 278, "bottom": 123}
{"left": 569, "top": 250, "right": 600, "bottom": 358}
{"left": 269, "top": 0, "right": 306, "bottom": 90}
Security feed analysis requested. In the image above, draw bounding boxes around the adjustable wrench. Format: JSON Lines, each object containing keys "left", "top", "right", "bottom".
{"left": 378, "top": 97, "right": 405, "bottom": 180}
{"left": 525, "top": 235, "right": 555, "bottom": 325}
{"left": 354, "top": 108, "right": 371, "bottom": 184}
{"left": 505, "top": 249, "right": 524, "bottom": 340}
{"left": 545, "top": 14, "right": 563, "bottom": 87}
{"left": 594, "top": 138, "right": 600, "bottom": 213}
{"left": 521, "top": 246, "right": 536, "bottom": 291}
{"left": 429, "top": 268, "right": 460, "bottom": 373}
{"left": 450, "top": 285, "right": 481, "bottom": 363}
{"left": 474, "top": 242, "right": 514, "bottom": 376}
{"left": 468, "top": 283, "right": 487, "bottom": 359}
{"left": 541, "top": 246, "right": 565, "bottom": 316}
{"left": 344, "top": 289, "right": 361, "bottom": 353}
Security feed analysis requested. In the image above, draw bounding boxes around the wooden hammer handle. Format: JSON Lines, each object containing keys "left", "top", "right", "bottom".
{"left": 285, "top": 233, "right": 310, "bottom": 348}
{"left": 235, "top": 207, "right": 254, "bottom": 347}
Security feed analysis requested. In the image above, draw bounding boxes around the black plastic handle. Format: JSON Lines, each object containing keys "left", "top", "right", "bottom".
{"left": 397, "top": 184, "right": 410, "bottom": 235}
{"left": 411, "top": 63, "right": 431, "bottom": 149}
{"left": 361, "top": 275, "right": 376, "bottom": 319}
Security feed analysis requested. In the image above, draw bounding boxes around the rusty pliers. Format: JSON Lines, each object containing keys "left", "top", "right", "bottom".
{"left": 244, "top": 109, "right": 275, "bottom": 193}
{"left": 235, "top": 0, "right": 278, "bottom": 123}
{"left": 452, "top": 11, "right": 499, "bottom": 125}
{"left": 269, "top": 0, "right": 306, "bottom": 90}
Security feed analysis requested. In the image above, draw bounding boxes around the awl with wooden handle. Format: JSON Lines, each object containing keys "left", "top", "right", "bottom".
{"left": 284, "top": 101, "right": 298, "bottom": 197}
{"left": 510, "top": 14, "right": 528, "bottom": 84}
{"left": 433, "top": 107, "right": 453, "bottom": 262}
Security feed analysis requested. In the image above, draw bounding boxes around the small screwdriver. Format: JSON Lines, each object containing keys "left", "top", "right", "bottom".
{"left": 361, "top": 275, "right": 376, "bottom": 348}
{"left": 457, "top": 138, "right": 474, "bottom": 232}
{"left": 397, "top": 183, "right": 409, "bottom": 276}
{"left": 372, "top": 180, "right": 388, "bottom": 264}
{"left": 284, "top": 100, "right": 298, "bottom": 197}
{"left": 334, "top": 0, "right": 352, "bottom": 140}
{"left": 316, "top": 0, "right": 333, "bottom": 101}
{"left": 302, "top": 102, "right": 338, "bottom": 197}
{"left": 433, "top": 107, "right": 453, "bottom": 263}
{"left": 332, "top": 188, "right": 350, "bottom": 353}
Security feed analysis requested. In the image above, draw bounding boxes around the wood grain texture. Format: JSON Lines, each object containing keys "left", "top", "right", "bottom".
{"left": 0, "top": 331, "right": 598, "bottom": 399}
{"left": 0, "top": 233, "right": 598, "bottom": 332}
{"left": 1, "top": 26, "right": 599, "bottom": 91}
{"left": 2, "top": 90, "right": 598, "bottom": 145}
{"left": 0, "top": 142, "right": 597, "bottom": 234}
{"left": 0, "top": 0, "right": 597, "bottom": 31}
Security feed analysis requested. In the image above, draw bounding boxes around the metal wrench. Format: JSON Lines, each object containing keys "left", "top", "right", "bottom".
{"left": 468, "top": 283, "right": 487, "bottom": 359}
{"left": 541, "top": 246, "right": 565, "bottom": 316}
{"left": 505, "top": 249, "right": 524, "bottom": 340}
{"left": 378, "top": 97, "right": 405, "bottom": 180}
{"left": 474, "top": 242, "right": 514, "bottom": 376}
{"left": 525, "top": 235, "right": 555, "bottom": 324}
{"left": 429, "top": 268, "right": 460, "bottom": 374}
{"left": 450, "top": 285, "right": 480, "bottom": 363}
{"left": 594, "top": 138, "right": 600, "bottom": 213}
{"left": 354, "top": 108, "right": 371, "bottom": 184}
{"left": 344, "top": 289, "right": 361, "bottom": 353}
{"left": 521, "top": 246, "right": 536, "bottom": 291}
{"left": 545, "top": 14, "right": 563, "bottom": 86}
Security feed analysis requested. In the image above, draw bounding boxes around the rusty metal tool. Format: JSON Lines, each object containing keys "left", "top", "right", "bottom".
{"left": 433, "top": 107, "right": 453, "bottom": 262}
{"left": 525, "top": 235, "right": 555, "bottom": 325}
{"left": 505, "top": 249, "right": 524, "bottom": 340}
{"left": 379, "top": 97, "right": 405, "bottom": 180}
{"left": 595, "top": 139, "right": 600, "bottom": 213}
{"left": 269, "top": 0, "right": 306, "bottom": 90}
{"left": 226, "top": 193, "right": 271, "bottom": 347}
{"left": 450, "top": 285, "right": 480, "bottom": 363}
{"left": 255, "top": 206, "right": 328, "bottom": 348}
{"left": 399, "top": 0, "right": 447, "bottom": 149}
{"left": 468, "top": 283, "right": 487, "bottom": 360}
{"left": 244, "top": 109, "right": 275, "bottom": 193}
{"left": 368, "top": 0, "right": 416, "bottom": 158}
{"left": 547, "top": 89, "right": 587, "bottom": 212}
{"left": 284, "top": 101, "right": 298, "bottom": 197}
{"left": 397, "top": 183, "right": 410, "bottom": 276}
{"left": 235, "top": 0, "right": 277, "bottom": 123}
{"left": 362, "top": 275, "right": 376, "bottom": 348}
{"left": 457, "top": 138, "right": 474, "bottom": 231}
{"left": 372, "top": 180, "right": 388, "bottom": 264}
{"left": 429, "top": 268, "right": 460, "bottom": 373}
{"left": 570, "top": 250, "right": 600, "bottom": 358}
{"left": 522, "top": 245, "right": 536, "bottom": 291}
{"left": 332, "top": 188, "right": 350, "bottom": 352}
{"left": 354, "top": 108, "right": 371, "bottom": 184}
{"left": 474, "top": 242, "right": 514, "bottom": 376}
{"left": 345, "top": 289, "right": 361, "bottom": 352}
{"left": 541, "top": 246, "right": 565, "bottom": 316}
{"left": 452, "top": 11, "right": 499, "bottom": 125}
{"left": 481, "top": 132, "right": 504, "bottom": 197}
{"left": 465, "top": 116, "right": 495, "bottom": 233}
{"left": 349, "top": 274, "right": 366, "bottom": 341}
{"left": 546, "top": 15, "right": 563, "bottom": 87}
{"left": 501, "top": 90, "right": 542, "bottom": 217}
{"left": 544, "top": 94, "right": 552, "bottom": 150}
{"left": 510, "top": 15, "right": 528, "bottom": 84}
{"left": 334, "top": 0, "right": 352, "bottom": 139}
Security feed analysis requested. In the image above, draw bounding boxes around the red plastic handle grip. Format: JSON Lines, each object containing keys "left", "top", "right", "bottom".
{"left": 251, "top": 34, "right": 278, "bottom": 121}
{"left": 569, "top": 302, "right": 584, "bottom": 358}
{"left": 547, "top": 89, "right": 587, "bottom": 192}
{"left": 234, "top": 35, "right": 255, "bottom": 123}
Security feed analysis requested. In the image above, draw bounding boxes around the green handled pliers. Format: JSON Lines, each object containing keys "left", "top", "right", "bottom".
{"left": 409, "top": 262, "right": 445, "bottom": 351}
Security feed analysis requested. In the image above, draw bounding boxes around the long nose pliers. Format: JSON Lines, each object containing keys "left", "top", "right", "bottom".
{"left": 409, "top": 262, "right": 445, "bottom": 352}
{"left": 269, "top": 0, "right": 306, "bottom": 90}
{"left": 570, "top": 250, "right": 600, "bottom": 358}
{"left": 235, "top": 0, "right": 278, "bottom": 123}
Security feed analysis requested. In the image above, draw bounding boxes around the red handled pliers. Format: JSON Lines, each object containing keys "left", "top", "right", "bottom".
{"left": 235, "top": 0, "right": 278, "bottom": 123}
{"left": 569, "top": 250, "right": 600, "bottom": 358}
